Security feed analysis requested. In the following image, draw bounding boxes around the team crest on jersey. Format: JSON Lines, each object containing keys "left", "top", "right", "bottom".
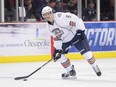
{"left": 52, "top": 28, "right": 64, "bottom": 36}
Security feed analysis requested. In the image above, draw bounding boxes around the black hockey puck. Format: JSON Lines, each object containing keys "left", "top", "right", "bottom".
{"left": 23, "top": 78, "right": 27, "bottom": 81}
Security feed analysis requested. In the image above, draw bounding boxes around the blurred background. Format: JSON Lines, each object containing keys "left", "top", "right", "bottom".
{"left": 0, "top": 0, "right": 116, "bottom": 22}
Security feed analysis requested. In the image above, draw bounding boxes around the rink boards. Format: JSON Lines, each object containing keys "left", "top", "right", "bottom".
{"left": 0, "top": 22, "right": 116, "bottom": 63}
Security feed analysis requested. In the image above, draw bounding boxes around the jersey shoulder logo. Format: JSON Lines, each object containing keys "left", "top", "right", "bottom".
{"left": 57, "top": 13, "right": 62, "bottom": 17}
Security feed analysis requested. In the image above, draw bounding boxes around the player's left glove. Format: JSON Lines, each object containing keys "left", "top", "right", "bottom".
{"left": 76, "top": 30, "right": 86, "bottom": 40}
{"left": 53, "top": 49, "right": 63, "bottom": 62}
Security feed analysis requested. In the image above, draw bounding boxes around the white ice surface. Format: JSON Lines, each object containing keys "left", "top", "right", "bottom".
{"left": 0, "top": 58, "right": 116, "bottom": 87}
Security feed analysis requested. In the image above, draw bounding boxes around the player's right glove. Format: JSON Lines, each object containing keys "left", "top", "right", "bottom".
{"left": 53, "top": 49, "right": 63, "bottom": 62}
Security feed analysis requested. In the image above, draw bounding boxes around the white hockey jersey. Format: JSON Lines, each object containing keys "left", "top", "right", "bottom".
{"left": 48, "top": 12, "right": 86, "bottom": 49}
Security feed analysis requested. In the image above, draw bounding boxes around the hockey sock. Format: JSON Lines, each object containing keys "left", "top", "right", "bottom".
{"left": 65, "top": 65, "right": 72, "bottom": 72}
{"left": 91, "top": 61, "right": 97, "bottom": 67}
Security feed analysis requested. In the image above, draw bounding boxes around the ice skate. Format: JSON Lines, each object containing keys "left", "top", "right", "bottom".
{"left": 62, "top": 65, "right": 77, "bottom": 79}
{"left": 93, "top": 65, "right": 102, "bottom": 76}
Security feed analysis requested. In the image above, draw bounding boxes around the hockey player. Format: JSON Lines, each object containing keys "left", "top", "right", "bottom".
{"left": 41, "top": 6, "right": 102, "bottom": 79}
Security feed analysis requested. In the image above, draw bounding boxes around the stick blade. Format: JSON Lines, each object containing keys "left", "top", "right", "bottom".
{"left": 14, "top": 76, "right": 28, "bottom": 80}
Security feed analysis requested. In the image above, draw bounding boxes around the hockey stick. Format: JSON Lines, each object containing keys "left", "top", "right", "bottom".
{"left": 14, "top": 39, "right": 79, "bottom": 80}
{"left": 14, "top": 58, "right": 52, "bottom": 80}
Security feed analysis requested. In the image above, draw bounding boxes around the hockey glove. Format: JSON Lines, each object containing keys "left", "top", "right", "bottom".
{"left": 76, "top": 30, "right": 86, "bottom": 40}
{"left": 53, "top": 49, "right": 63, "bottom": 62}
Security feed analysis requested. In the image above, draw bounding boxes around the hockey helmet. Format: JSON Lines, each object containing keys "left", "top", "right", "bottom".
{"left": 41, "top": 6, "right": 53, "bottom": 17}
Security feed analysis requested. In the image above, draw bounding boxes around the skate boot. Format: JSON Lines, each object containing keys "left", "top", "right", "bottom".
{"left": 62, "top": 65, "right": 77, "bottom": 79}
{"left": 93, "top": 65, "right": 102, "bottom": 76}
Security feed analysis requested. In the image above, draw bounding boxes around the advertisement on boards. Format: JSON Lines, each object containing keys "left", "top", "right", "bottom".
{"left": 0, "top": 23, "right": 51, "bottom": 56}
{"left": 69, "top": 22, "right": 116, "bottom": 52}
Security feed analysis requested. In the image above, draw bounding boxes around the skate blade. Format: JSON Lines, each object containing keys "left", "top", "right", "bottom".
{"left": 62, "top": 76, "right": 77, "bottom": 79}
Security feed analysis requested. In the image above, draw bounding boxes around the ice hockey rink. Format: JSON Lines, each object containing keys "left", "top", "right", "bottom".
{"left": 0, "top": 58, "right": 116, "bottom": 87}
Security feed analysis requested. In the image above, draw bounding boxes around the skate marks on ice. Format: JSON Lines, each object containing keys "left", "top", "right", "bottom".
{"left": 0, "top": 74, "right": 115, "bottom": 84}
{"left": 0, "top": 74, "right": 116, "bottom": 87}
{"left": 0, "top": 58, "right": 116, "bottom": 87}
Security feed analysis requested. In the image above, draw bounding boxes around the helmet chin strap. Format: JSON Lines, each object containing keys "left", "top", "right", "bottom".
{"left": 50, "top": 14, "right": 54, "bottom": 22}
{"left": 48, "top": 15, "right": 54, "bottom": 25}
{"left": 47, "top": 13, "right": 54, "bottom": 22}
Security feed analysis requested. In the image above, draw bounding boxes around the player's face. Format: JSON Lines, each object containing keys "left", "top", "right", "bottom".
{"left": 43, "top": 12, "right": 54, "bottom": 22}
